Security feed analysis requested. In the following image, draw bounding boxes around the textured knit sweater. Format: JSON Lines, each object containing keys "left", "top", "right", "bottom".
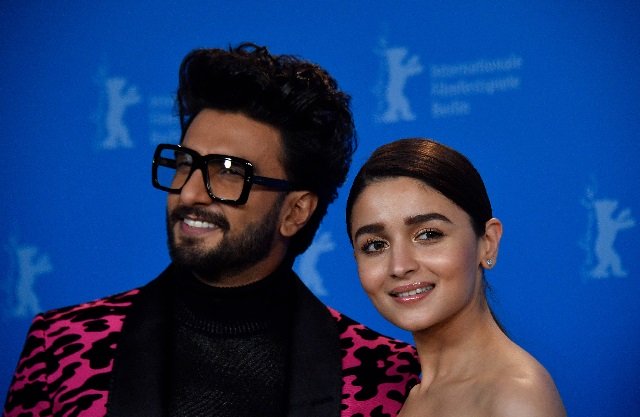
{"left": 168, "top": 266, "right": 294, "bottom": 417}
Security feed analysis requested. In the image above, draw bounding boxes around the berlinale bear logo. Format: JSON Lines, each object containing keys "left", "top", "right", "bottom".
{"left": 296, "top": 231, "right": 335, "bottom": 296}
{"left": 377, "top": 43, "right": 423, "bottom": 124}
{"left": 583, "top": 188, "right": 636, "bottom": 279}
{"left": 5, "top": 238, "right": 52, "bottom": 318}
{"left": 101, "top": 77, "right": 141, "bottom": 149}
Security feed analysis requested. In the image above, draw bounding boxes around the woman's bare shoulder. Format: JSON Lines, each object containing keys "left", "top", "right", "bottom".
{"left": 487, "top": 347, "right": 566, "bottom": 417}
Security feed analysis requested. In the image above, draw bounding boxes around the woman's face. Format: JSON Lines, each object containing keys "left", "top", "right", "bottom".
{"left": 349, "top": 176, "right": 491, "bottom": 333}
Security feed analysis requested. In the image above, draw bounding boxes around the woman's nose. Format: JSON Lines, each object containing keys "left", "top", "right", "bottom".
{"left": 387, "top": 244, "right": 419, "bottom": 279}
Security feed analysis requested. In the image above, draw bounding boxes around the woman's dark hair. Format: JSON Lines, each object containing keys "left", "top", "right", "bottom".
{"left": 347, "top": 138, "right": 492, "bottom": 239}
{"left": 177, "top": 43, "right": 356, "bottom": 259}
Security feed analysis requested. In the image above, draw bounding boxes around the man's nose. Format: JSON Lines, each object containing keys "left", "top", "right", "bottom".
{"left": 178, "top": 168, "right": 212, "bottom": 205}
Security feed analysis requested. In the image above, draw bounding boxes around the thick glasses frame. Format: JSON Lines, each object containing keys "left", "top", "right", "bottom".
{"left": 152, "top": 144, "right": 295, "bottom": 205}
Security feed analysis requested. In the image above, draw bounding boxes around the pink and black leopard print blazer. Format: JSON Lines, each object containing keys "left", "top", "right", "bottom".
{"left": 4, "top": 266, "right": 420, "bottom": 417}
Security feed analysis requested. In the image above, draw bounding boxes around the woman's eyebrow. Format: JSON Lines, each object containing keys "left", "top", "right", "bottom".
{"left": 353, "top": 223, "right": 384, "bottom": 241}
{"left": 405, "top": 213, "right": 451, "bottom": 226}
{"left": 353, "top": 213, "right": 452, "bottom": 240}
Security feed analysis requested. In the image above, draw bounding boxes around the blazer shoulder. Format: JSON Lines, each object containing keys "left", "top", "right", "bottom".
{"left": 327, "top": 307, "right": 421, "bottom": 417}
{"left": 4, "top": 287, "right": 142, "bottom": 417}
{"left": 327, "top": 306, "right": 417, "bottom": 356}
{"left": 39, "top": 287, "right": 141, "bottom": 322}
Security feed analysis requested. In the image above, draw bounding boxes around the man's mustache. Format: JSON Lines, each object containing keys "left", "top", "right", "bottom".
{"left": 169, "top": 206, "right": 230, "bottom": 231}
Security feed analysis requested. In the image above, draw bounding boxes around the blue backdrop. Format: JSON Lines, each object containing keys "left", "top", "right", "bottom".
{"left": 2, "top": 2, "right": 639, "bottom": 416}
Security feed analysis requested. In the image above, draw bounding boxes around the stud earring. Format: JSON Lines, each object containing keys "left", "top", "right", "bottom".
{"left": 486, "top": 259, "right": 494, "bottom": 266}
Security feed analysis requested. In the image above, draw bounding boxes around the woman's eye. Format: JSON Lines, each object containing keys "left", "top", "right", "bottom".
{"left": 361, "top": 239, "right": 388, "bottom": 253}
{"left": 416, "top": 228, "right": 443, "bottom": 241}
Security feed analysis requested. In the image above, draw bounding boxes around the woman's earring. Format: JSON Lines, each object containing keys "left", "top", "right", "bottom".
{"left": 486, "top": 259, "right": 494, "bottom": 267}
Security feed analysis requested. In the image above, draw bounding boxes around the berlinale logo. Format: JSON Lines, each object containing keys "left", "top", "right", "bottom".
{"left": 375, "top": 41, "right": 423, "bottom": 124}
{"left": 4, "top": 238, "right": 52, "bottom": 318}
{"left": 296, "top": 231, "right": 335, "bottom": 297}
{"left": 94, "top": 65, "right": 141, "bottom": 150}
{"left": 582, "top": 187, "right": 636, "bottom": 279}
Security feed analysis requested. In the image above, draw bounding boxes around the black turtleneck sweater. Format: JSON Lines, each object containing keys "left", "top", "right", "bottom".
{"left": 167, "top": 266, "right": 295, "bottom": 417}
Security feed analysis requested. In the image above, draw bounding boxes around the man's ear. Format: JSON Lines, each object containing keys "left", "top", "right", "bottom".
{"left": 279, "top": 191, "right": 319, "bottom": 237}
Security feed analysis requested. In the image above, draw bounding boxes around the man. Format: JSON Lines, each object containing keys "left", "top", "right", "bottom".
{"left": 4, "top": 43, "right": 420, "bottom": 417}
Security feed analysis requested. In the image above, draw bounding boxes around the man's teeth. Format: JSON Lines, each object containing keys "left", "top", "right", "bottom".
{"left": 394, "top": 285, "right": 435, "bottom": 298}
{"left": 183, "top": 218, "right": 216, "bottom": 229}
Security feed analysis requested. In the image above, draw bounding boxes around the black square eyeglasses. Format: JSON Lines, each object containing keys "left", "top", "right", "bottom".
{"left": 152, "top": 144, "right": 296, "bottom": 205}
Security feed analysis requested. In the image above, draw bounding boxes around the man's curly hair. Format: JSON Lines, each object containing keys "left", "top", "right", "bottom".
{"left": 177, "top": 42, "right": 356, "bottom": 259}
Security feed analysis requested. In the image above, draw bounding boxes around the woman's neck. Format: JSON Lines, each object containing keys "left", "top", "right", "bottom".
{"left": 412, "top": 298, "right": 508, "bottom": 386}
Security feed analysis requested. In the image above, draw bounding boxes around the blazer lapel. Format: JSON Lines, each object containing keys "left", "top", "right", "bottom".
{"left": 287, "top": 276, "right": 342, "bottom": 417}
{"left": 106, "top": 268, "right": 173, "bottom": 417}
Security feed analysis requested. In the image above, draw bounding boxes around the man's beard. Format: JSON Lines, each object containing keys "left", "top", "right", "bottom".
{"left": 166, "top": 196, "right": 285, "bottom": 284}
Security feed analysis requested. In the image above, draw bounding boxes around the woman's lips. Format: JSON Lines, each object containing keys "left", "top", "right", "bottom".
{"left": 389, "top": 282, "right": 435, "bottom": 302}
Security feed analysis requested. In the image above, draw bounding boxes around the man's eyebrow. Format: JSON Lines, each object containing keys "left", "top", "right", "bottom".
{"left": 405, "top": 213, "right": 451, "bottom": 226}
{"left": 353, "top": 223, "right": 384, "bottom": 241}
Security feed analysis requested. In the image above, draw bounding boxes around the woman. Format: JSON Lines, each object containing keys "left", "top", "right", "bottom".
{"left": 346, "top": 138, "right": 566, "bottom": 417}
